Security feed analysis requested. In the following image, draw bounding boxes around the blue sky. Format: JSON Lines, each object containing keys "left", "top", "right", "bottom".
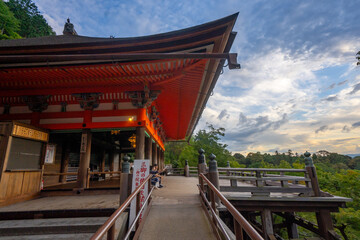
{"left": 33, "top": 0, "right": 360, "bottom": 155}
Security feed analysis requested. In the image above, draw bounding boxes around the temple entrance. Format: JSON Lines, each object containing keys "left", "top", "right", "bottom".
{"left": 42, "top": 128, "right": 163, "bottom": 192}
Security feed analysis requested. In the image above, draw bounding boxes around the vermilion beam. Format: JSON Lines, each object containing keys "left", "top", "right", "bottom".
{"left": 0, "top": 53, "right": 237, "bottom": 66}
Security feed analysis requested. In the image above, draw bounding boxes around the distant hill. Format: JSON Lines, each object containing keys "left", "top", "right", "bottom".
{"left": 346, "top": 154, "right": 360, "bottom": 158}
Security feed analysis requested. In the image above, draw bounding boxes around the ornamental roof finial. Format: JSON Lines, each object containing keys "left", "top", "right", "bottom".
{"left": 63, "top": 18, "right": 77, "bottom": 35}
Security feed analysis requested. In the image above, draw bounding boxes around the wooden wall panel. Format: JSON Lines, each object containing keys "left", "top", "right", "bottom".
{"left": 0, "top": 171, "right": 41, "bottom": 206}
{"left": 0, "top": 173, "right": 10, "bottom": 200}
{"left": 44, "top": 163, "right": 61, "bottom": 186}
{"left": 5, "top": 172, "right": 24, "bottom": 199}
{"left": 22, "top": 171, "right": 41, "bottom": 194}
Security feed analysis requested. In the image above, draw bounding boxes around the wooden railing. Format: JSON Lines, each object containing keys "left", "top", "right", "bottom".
{"left": 90, "top": 174, "right": 154, "bottom": 240}
{"left": 170, "top": 166, "right": 198, "bottom": 176}
{"left": 199, "top": 173, "right": 264, "bottom": 240}
{"left": 217, "top": 167, "right": 313, "bottom": 196}
{"left": 189, "top": 166, "right": 198, "bottom": 174}
{"left": 170, "top": 167, "right": 184, "bottom": 175}
{"left": 43, "top": 169, "right": 122, "bottom": 188}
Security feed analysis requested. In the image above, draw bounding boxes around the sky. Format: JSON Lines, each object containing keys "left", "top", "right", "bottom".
{"left": 33, "top": 0, "right": 360, "bottom": 156}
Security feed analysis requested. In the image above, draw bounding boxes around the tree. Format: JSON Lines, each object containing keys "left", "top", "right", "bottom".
{"left": 246, "top": 152, "right": 264, "bottom": 167}
{"left": 164, "top": 141, "right": 188, "bottom": 167}
{"left": 5, "top": 0, "right": 55, "bottom": 38}
{"left": 357, "top": 51, "right": 360, "bottom": 65}
{"left": 193, "top": 124, "right": 234, "bottom": 167}
{"left": 233, "top": 153, "right": 245, "bottom": 165}
{"left": 0, "top": 0, "right": 21, "bottom": 39}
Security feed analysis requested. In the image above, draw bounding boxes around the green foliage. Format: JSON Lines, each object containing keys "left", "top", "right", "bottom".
{"left": 178, "top": 140, "right": 198, "bottom": 167}
{"left": 229, "top": 160, "right": 245, "bottom": 168}
{"left": 192, "top": 124, "right": 234, "bottom": 167}
{"left": 165, "top": 124, "right": 234, "bottom": 167}
{"left": 0, "top": 0, "right": 21, "bottom": 39}
{"left": 5, "top": 0, "right": 55, "bottom": 38}
{"left": 348, "top": 156, "right": 360, "bottom": 170}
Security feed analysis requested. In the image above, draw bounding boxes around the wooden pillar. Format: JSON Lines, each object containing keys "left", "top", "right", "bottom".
{"left": 159, "top": 149, "right": 162, "bottom": 169}
{"left": 77, "top": 129, "right": 92, "bottom": 190}
{"left": 100, "top": 150, "right": 106, "bottom": 179}
{"left": 152, "top": 142, "right": 157, "bottom": 166}
{"left": 316, "top": 210, "right": 334, "bottom": 240}
{"left": 145, "top": 136, "right": 152, "bottom": 161}
{"left": 261, "top": 209, "right": 274, "bottom": 240}
{"left": 135, "top": 127, "right": 145, "bottom": 160}
{"left": 161, "top": 150, "right": 164, "bottom": 169}
{"left": 0, "top": 123, "right": 12, "bottom": 182}
{"left": 109, "top": 150, "right": 114, "bottom": 177}
{"left": 286, "top": 213, "right": 299, "bottom": 239}
{"left": 119, "top": 153, "right": 123, "bottom": 172}
{"left": 155, "top": 146, "right": 159, "bottom": 166}
{"left": 59, "top": 139, "right": 70, "bottom": 183}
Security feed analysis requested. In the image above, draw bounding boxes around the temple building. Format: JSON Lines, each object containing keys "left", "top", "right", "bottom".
{"left": 0, "top": 14, "right": 239, "bottom": 206}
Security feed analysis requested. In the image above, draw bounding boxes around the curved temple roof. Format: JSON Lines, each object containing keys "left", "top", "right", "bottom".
{"left": 0, "top": 13, "right": 239, "bottom": 141}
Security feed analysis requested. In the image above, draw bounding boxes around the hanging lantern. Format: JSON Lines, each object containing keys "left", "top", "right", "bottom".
{"left": 128, "top": 134, "right": 136, "bottom": 148}
{"left": 111, "top": 130, "right": 121, "bottom": 135}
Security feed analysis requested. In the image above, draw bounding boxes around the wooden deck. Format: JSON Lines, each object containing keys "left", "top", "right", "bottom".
{"left": 0, "top": 194, "right": 119, "bottom": 212}
{"left": 138, "top": 176, "right": 216, "bottom": 240}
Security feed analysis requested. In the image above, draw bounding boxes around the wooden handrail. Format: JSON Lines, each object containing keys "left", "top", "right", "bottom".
{"left": 123, "top": 186, "right": 155, "bottom": 240}
{"left": 219, "top": 175, "right": 310, "bottom": 181}
{"left": 43, "top": 172, "right": 78, "bottom": 176}
{"left": 89, "top": 171, "right": 121, "bottom": 175}
{"left": 199, "top": 173, "right": 264, "bottom": 240}
{"left": 197, "top": 185, "right": 231, "bottom": 239}
{"left": 218, "top": 167, "right": 306, "bottom": 172}
{"left": 90, "top": 174, "right": 152, "bottom": 240}
{"left": 43, "top": 171, "right": 121, "bottom": 176}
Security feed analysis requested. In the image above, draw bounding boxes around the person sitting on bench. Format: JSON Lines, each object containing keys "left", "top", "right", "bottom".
{"left": 150, "top": 164, "right": 163, "bottom": 188}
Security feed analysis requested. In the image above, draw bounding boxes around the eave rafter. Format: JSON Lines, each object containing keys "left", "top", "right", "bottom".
{"left": 0, "top": 58, "right": 207, "bottom": 92}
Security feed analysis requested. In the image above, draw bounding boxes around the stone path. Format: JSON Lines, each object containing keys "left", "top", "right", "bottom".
{"left": 138, "top": 176, "right": 216, "bottom": 240}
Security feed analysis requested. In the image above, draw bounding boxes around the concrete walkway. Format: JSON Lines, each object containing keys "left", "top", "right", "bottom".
{"left": 138, "top": 176, "right": 216, "bottom": 240}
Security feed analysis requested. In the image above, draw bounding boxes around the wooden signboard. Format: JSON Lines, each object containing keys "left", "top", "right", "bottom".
{"left": 11, "top": 122, "right": 49, "bottom": 142}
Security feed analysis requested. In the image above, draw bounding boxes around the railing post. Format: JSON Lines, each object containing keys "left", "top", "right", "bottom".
{"left": 304, "top": 152, "right": 335, "bottom": 239}
{"left": 198, "top": 149, "right": 207, "bottom": 183}
{"left": 208, "top": 154, "right": 220, "bottom": 205}
{"left": 184, "top": 160, "right": 190, "bottom": 177}
{"left": 254, "top": 170, "right": 269, "bottom": 196}
{"left": 280, "top": 172, "right": 288, "bottom": 188}
{"left": 120, "top": 154, "right": 131, "bottom": 205}
{"left": 304, "top": 152, "right": 320, "bottom": 196}
{"left": 255, "top": 170, "right": 264, "bottom": 187}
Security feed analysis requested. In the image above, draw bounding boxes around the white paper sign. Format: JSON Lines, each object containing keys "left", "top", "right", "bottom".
{"left": 44, "top": 144, "right": 56, "bottom": 164}
{"left": 129, "top": 159, "right": 150, "bottom": 229}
